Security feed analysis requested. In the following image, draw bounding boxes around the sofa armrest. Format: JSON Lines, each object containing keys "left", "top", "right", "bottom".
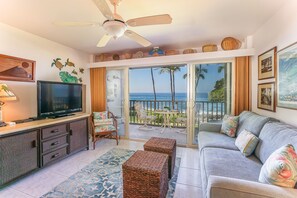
{"left": 207, "top": 175, "right": 297, "bottom": 198}
{"left": 199, "top": 123, "right": 222, "bottom": 133}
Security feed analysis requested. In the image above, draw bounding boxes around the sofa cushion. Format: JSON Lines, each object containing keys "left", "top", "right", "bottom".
{"left": 259, "top": 144, "right": 297, "bottom": 188}
{"left": 198, "top": 131, "right": 238, "bottom": 151}
{"left": 236, "top": 111, "right": 273, "bottom": 137}
{"left": 255, "top": 122, "right": 297, "bottom": 164}
{"left": 200, "top": 147, "right": 262, "bottom": 194}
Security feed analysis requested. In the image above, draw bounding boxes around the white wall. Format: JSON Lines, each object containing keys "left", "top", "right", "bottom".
{"left": 251, "top": 0, "right": 297, "bottom": 126}
{"left": 0, "top": 23, "right": 91, "bottom": 121}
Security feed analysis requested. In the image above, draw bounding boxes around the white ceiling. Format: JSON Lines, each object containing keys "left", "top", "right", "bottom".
{"left": 0, "top": 0, "right": 289, "bottom": 54}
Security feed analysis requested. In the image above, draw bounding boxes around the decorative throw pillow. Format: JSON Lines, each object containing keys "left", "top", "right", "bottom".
{"left": 220, "top": 115, "right": 239, "bottom": 137}
{"left": 93, "top": 111, "right": 108, "bottom": 120}
{"left": 235, "top": 129, "right": 259, "bottom": 156}
{"left": 259, "top": 144, "right": 297, "bottom": 188}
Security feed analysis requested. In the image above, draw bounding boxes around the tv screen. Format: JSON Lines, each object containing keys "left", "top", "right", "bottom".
{"left": 37, "top": 81, "right": 82, "bottom": 118}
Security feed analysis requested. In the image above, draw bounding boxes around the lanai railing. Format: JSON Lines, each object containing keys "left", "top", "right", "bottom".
{"left": 129, "top": 100, "right": 226, "bottom": 127}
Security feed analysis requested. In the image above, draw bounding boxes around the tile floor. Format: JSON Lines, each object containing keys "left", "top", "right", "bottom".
{"left": 0, "top": 139, "right": 203, "bottom": 198}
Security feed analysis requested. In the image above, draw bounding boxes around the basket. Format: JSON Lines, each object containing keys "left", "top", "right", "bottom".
{"left": 183, "top": 48, "right": 197, "bottom": 54}
{"left": 165, "top": 50, "right": 179, "bottom": 56}
{"left": 221, "top": 37, "right": 242, "bottom": 50}
{"left": 202, "top": 44, "right": 218, "bottom": 52}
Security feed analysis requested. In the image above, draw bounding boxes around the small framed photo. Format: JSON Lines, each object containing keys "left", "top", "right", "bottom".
{"left": 258, "top": 82, "right": 275, "bottom": 112}
{"left": 258, "top": 47, "right": 276, "bottom": 80}
{"left": 277, "top": 42, "right": 297, "bottom": 110}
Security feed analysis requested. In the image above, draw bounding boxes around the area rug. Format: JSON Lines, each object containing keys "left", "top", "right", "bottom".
{"left": 41, "top": 148, "right": 181, "bottom": 198}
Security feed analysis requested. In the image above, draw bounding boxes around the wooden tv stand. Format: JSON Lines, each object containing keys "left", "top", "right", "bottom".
{"left": 0, "top": 113, "right": 90, "bottom": 186}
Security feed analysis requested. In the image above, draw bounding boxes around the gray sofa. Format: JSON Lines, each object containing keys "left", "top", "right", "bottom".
{"left": 198, "top": 111, "right": 297, "bottom": 198}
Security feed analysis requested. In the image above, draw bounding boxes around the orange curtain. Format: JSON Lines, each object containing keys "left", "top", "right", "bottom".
{"left": 90, "top": 67, "right": 106, "bottom": 112}
{"left": 234, "top": 56, "right": 251, "bottom": 115}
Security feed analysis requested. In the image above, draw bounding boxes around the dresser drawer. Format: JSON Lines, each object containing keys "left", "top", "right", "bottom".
{"left": 41, "top": 124, "right": 67, "bottom": 139}
{"left": 42, "top": 135, "right": 68, "bottom": 153}
{"left": 42, "top": 147, "right": 67, "bottom": 166}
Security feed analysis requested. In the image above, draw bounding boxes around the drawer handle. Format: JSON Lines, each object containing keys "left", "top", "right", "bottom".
{"left": 32, "top": 140, "right": 37, "bottom": 148}
{"left": 51, "top": 141, "right": 59, "bottom": 146}
{"left": 51, "top": 129, "right": 59, "bottom": 133}
{"left": 51, "top": 153, "right": 60, "bottom": 159}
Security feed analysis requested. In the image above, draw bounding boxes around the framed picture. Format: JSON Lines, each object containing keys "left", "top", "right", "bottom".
{"left": 0, "top": 54, "right": 35, "bottom": 82}
{"left": 258, "top": 47, "right": 276, "bottom": 80}
{"left": 277, "top": 42, "right": 297, "bottom": 109}
{"left": 258, "top": 82, "right": 275, "bottom": 112}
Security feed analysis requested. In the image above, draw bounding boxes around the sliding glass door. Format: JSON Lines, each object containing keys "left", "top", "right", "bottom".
{"left": 105, "top": 60, "right": 233, "bottom": 146}
{"left": 128, "top": 65, "right": 188, "bottom": 145}
{"left": 189, "top": 62, "right": 233, "bottom": 145}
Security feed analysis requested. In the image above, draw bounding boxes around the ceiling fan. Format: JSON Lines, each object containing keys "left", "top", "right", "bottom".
{"left": 54, "top": 0, "right": 172, "bottom": 48}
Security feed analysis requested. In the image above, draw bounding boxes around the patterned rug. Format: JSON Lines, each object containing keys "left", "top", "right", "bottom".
{"left": 41, "top": 148, "right": 181, "bottom": 198}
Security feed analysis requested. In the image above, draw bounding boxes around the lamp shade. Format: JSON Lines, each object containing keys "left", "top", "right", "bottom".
{"left": 0, "top": 84, "right": 16, "bottom": 101}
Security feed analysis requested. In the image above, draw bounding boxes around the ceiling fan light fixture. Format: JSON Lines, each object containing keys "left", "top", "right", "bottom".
{"left": 102, "top": 20, "right": 127, "bottom": 38}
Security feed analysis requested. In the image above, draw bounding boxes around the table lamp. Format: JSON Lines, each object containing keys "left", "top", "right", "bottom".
{"left": 0, "top": 84, "right": 16, "bottom": 126}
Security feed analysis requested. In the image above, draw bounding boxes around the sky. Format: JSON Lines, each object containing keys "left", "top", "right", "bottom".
{"left": 129, "top": 63, "right": 225, "bottom": 93}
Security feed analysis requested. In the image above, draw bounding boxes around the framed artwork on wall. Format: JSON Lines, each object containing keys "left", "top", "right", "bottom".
{"left": 258, "top": 47, "right": 276, "bottom": 80}
{"left": 0, "top": 54, "right": 35, "bottom": 82}
{"left": 258, "top": 82, "right": 275, "bottom": 112}
{"left": 277, "top": 42, "right": 297, "bottom": 110}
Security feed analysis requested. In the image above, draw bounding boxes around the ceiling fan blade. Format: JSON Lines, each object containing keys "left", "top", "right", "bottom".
{"left": 92, "top": 0, "right": 114, "bottom": 20}
{"left": 126, "top": 14, "right": 172, "bottom": 27}
{"left": 97, "top": 34, "right": 113, "bottom": 47}
{"left": 53, "top": 21, "right": 99, "bottom": 27}
{"left": 124, "top": 30, "right": 152, "bottom": 47}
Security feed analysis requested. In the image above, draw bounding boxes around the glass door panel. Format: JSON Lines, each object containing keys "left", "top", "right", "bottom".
{"left": 106, "top": 69, "right": 126, "bottom": 136}
{"left": 128, "top": 65, "right": 188, "bottom": 145}
{"left": 192, "top": 62, "right": 232, "bottom": 145}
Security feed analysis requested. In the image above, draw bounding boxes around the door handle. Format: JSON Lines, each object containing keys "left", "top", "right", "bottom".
{"left": 69, "top": 129, "right": 73, "bottom": 136}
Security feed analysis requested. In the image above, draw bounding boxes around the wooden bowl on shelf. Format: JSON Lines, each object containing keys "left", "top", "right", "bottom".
{"left": 165, "top": 50, "right": 179, "bottom": 56}
{"left": 202, "top": 44, "right": 218, "bottom": 52}
{"left": 94, "top": 53, "right": 107, "bottom": 62}
{"left": 112, "top": 54, "right": 120, "bottom": 60}
{"left": 183, "top": 48, "right": 197, "bottom": 54}
{"left": 134, "top": 51, "right": 144, "bottom": 58}
{"left": 221, "top": 37, "right": 242, "bottom": 50}
{"left": 123, "top": 52, "right": 132, "bottom": 59}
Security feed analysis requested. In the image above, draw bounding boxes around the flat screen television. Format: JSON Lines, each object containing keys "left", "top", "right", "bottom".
{"left": 37, "top": 81, "right": 82, "bottom": 118}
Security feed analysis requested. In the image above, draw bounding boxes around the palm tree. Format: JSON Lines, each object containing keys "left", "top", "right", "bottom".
{"left": 217, "top": 63, "right": 226, "bottom": 73}
{"left": 183, "top": 65, "right": 208, "bottom": 91}
{"left": 159, "top": 66, "right": 181, "bottom": 109}
{"left": 150, "top": 67, "right": 157, "bottom": 109}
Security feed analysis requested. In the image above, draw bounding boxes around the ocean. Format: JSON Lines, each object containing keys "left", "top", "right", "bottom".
{"left": 129, "top": 92, "right": 224, "bottom": 113}
{"left": 129, "top": 92, "right": 209, "bottom": 101}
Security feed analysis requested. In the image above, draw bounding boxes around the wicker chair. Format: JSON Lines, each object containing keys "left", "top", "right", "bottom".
{"left": 175, "top": 116, "right": 187, "bottom": 133}
{"left": 91, "top": 111, "right": 118, "bottom": 149}
{"left": 134, "top": 102, "right": 156, "bottom": 130}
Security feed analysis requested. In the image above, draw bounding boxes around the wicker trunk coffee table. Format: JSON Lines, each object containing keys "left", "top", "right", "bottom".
{"left": 122, "top": 150, "right": 169, "bottom": 198}
{"left": 144, "top": 137, "right": 176, "bottom": 179}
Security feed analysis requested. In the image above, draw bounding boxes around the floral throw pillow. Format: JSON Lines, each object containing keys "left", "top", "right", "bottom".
{"left": 235, "top": 129, "right": 259, "bottom": 156}
{"left": 93, "top": 111, "right": 108, "bottom": 120}
{"left": 220, "top": 115, "right": 239, "bottom": 137}
{"left": 259, "top": 144, "right": 297, "bottom": 188}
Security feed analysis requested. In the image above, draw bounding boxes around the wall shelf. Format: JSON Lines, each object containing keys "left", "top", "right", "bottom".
{"left": 88, "top": 48, "right": 255, "bottom": 68}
